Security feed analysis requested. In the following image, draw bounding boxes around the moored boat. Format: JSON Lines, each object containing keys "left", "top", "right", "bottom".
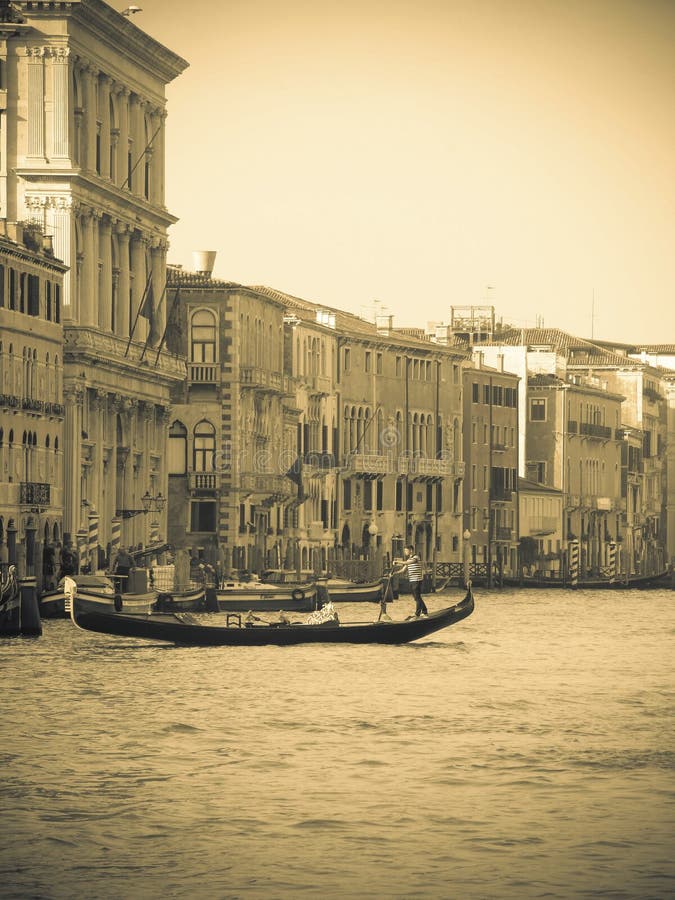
{"left": 70, "top": 587, "right": 475, "bottom": 646}
{"left": 39, "top": 573, "right": 116, "bottom": 618}
{"left": 323, "top": 578, "right": 384, "bottom": 603}
{"left": 215, "top": 580, "right": 319, "bottom": 612}
{"left": 153, "top": 585, "right": 208, "bottom": 612}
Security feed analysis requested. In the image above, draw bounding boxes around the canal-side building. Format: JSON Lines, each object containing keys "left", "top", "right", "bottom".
{"left": 165, "top": 263, "right": 296, "bottom": 573}
{"left": 1, "top": 1, "right": 188, "bottom": 566}
{"left": 518, "top": 477, "right": 564, "bottom": 579}
{"left": 463, "top": 354, "right": 520, "bottom": 581}
{"left": 0, "top": 222, "right": 67, "bottom": 587}
{"left": 526, "top": 371, "right": 625, "bottom": 579}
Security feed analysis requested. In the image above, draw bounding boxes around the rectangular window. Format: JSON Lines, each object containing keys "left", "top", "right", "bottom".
{"left": 483, "top": 384, "right": 490, "bottom": 404}
{"left": 343, "top": 479, "right": 352, "bottom": 510}
{"left": 436, "top": 482, "right": 443, "bottom": 513}
{"left": 472, "top": 464, "right": 477, "bottom": 489}
{"left": 376, "top": 479, "right": 383, "bottom": 511}
{"left": 55, "top": 284, "right": 61, "bottom": 323}
{"left": 396, "top": 356, "right": 402, "bottom": 376}
{"left": 9, "top": 268, "right": 16, "bottom": 310}
{"left": 0, "top": 264, "right": 4, "bottom": 307}
{"left": 365, "top": 351, "right": 371, "bottom": 373}
{"left": 364, "top": 479, "right": 373, "bottom": 510}
{"left": 190, "top": 501, "right": 216, "bottom": 533}
{"left": 27, "top": 275, "right": 40, "bottom": 316}
{"left": 343, "top": 348, "right": 351, "bottom": 373}
{"left": 426, "top": 483, "right": 433, "bottom": 512}
{"left": 376, "top": 353, "right": 383, "bottom": 374}
{"left": 472, "top": 383, "right": 479, "bottom": 402}
{"left": 530, "top": 398, "right": 546, "bottom": 421}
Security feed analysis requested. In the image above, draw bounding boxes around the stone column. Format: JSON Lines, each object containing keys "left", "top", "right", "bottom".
{"left": 83, "top": 64, "right": 98, "bottom": 172}
{"left": 129, "top": 232, "right": 148, "bottom": 344}
{"left": 80, "top": 208, "right": 96, "bottom": 326}
{"left": 99, "top": 216, "right": 112, "bottom": 331}
{"left": 149, "top": 240, "right": 166, "bottom": 346}
{"left": 63, "top": 383, "right": 84, "bottom": 537}
{"left": 50, "top": 47, "right": 72, "bottom": 163}
{"left": 99, "top": 75, "right": 112, "bottom": 179}
{"left": 115, "top": 224, "right": 130, "bottom": 338}
{"left": 128, "top": 93, "right": 140, "bottom": 195}
{"left": 26, "top": 47, "right": 46, "bottom": 161}
{"left": 116, "top": 86, "right": 130, "bottom": 189}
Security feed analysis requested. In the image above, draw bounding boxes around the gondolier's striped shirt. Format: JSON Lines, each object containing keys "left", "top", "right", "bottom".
{"left": 406, "top": 555, "right": 423, "bottom": 582}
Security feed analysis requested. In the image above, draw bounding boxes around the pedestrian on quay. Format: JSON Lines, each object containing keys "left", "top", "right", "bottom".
{"left": 396, "top": 545, "right": 428, "bottom": 618}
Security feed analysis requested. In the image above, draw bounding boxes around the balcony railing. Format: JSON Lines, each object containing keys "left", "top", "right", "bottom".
{"left": 239, "top": 473, "right": 291, "bottom": 496}
{"left": 343, "top": 453, "right": 392, "bottom": 475}
{"left": 494, "top": 526, "right": 512, "bottom": 541}
{"left": 567, "top": 420, "right": 578, "bottom": 434}
{"left": 20, "top": 482, "right": 51, "bottom": 506}
{"left": 529, "top": 516, "right": 559, "bottom": 535}
{"left": 305, "top": 375, "right": 332, "bottom": 395}
{"left": 492, "top": 442, "right": 507, "bottom": 452}
{"left": 401, "top": 457, "right": 451, "bottom": 477}
{"left": 579, "top": 422, "right": 612, "bottom": 439}
{"left": 188, "top": 472, "right": 219, "bottom": 491}
{"left": 189, "top": 363, "right": 218, "bottom": 383}
{"left": 240, "top": 367, "right": 284, "bottom": 391}
{"left": 492, "top": 488, "right": 513, "bottom": 502}
{"left": 303, "top": 452, "right": 337, "bottom": 469}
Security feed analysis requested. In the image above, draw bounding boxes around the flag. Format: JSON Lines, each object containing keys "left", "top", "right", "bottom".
{"left": 285, "top": 456, "right": 306, "bottom": 503}
{"left": 141, "top": 273, "right": 154, "bottom": 318}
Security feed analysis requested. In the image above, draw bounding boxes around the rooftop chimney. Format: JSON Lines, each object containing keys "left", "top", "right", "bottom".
{"left": 375, "top": 314, "right": 393, "bottom": 335}
{"left": 192, "top": 250, "right": 217, "bottom": 277}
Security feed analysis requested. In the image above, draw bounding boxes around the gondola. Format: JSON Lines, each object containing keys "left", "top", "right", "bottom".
{"left": 70, "top": 587, "right": 475, "bottom": 646}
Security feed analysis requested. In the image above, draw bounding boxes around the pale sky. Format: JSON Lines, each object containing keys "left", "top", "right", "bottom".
{"left": 130, "top": 0, "right": 675, "bottom": 344}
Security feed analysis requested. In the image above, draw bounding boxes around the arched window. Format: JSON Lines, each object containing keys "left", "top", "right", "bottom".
{"left": 193, "top": 420, "right": 215, "bottom": 472}
{"left": 168, "top": 421, "right": 188, "bottom": 475}
{"left": 190, "top": 310, "right": 216, "bottom": 363}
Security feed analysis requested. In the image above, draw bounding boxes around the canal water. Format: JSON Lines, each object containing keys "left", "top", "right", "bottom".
{"left": 1, "top": 588, "right": 673, "bottom": 899}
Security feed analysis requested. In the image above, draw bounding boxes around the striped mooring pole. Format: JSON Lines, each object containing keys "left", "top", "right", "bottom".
{"left": 568, "top": 539, "right": 580, "bottom": 587}
{"left": 110, "top": 517, "right": 121, "bottom": 564}
{"left": 88, "top": 508, "right": 99, "bottom": 572}
{"left": 608, "top": 541, "right": 617, "bottom": 583}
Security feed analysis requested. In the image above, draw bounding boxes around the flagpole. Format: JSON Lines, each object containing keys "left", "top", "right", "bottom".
{"left": 153, "top": 286, "right": 181, "bottom": 366}
{"left": 124, "top": 270, "right": 152, "bottom": 357}
{"left": 139, "top": 281, "right": 167, "bottom": 363}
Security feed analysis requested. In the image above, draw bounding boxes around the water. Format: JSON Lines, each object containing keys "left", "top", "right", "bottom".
{"left": 1, "top": 588, "right": 674, "bottom": 899}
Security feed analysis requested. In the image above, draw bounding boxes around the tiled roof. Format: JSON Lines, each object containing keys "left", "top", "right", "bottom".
{"left": 491, "top": 327, "right": 643, "bottom": 368}
{"left": 166, "top": 265, "right": 237, "bottom": 289}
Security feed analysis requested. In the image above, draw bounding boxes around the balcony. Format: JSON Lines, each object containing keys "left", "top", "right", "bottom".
{"left": 188, "top": 472, "right": 219, "bottom": 492}
{"left": 240, "top": 366, "right": 284, "bottom": 392}
{"left": 567, "top": 420, "right": 578, "bottom": 434}
{"left": 401, "top": 457, "right": 451, "bottom": 478}
{"left": 20, "top": 482, "right": 51, "bottom": 506}
{"left": 579, "top": 422, "right": 612, "bottom": 439}
{"left": 492, "top": 488, "right": 513, "bottom": 502}
{"left": 189, "top": 363, "right": 218, "bottom": 383}
{"left": 305, "top": 374, "right": 332, "bottom": 395}
{"left": 492, "top": 442, "right": 507, "bottom": 452}
{"left": 303, "top": 452, "right": 337, "bottom": 470}
{"left": 342, "top": 453, "right": 392, "bottom": 475}
{"left": 529, "top": 516, "right": 559, "bottom": 536}
{"left": 494, "top": 526, "right": 512, "bottom": 541}
{"left": 565, "top": 494, "right": 581, "bottom": 508}
{"left": 240, "top": 473, "right": 291, "bottom": 497}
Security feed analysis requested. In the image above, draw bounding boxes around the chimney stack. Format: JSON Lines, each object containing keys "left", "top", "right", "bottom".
{"left": 192, "top": 250, "right": 217, "bottom": 277}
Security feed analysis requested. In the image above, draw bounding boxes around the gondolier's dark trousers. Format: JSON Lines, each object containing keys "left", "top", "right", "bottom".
{"left": 410, "top": 579, "right": 428, "bottom": 616}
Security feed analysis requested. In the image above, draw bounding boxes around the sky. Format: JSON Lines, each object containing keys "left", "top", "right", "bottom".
{"left": 127, "top": 0, "right": 675, "bottom": 344}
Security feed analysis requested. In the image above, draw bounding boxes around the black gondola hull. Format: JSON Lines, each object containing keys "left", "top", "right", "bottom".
{"left": 71, "top": 590, "right": 475, "bottom": 646}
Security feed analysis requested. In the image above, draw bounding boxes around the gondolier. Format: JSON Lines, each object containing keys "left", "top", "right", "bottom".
{"left": 396, "top": 546, "right": 428, "bottom": 618}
